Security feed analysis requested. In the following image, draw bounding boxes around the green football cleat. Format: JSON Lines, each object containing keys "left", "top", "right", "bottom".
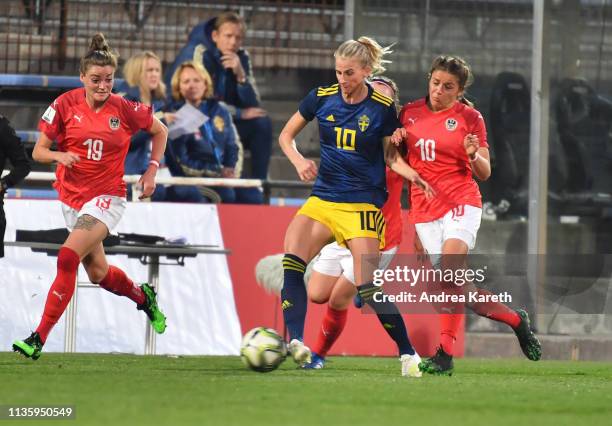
{"left": 13, "top": 332, "right": 43, "bottom": 360}
{"left": 419, "top": 346, "right": 454, "bottom": 376}
{"left": 137, "top": 283, "right": 167, "bottom": 334}
{"left": 513, "top": 309, "right": 542, "bottom": 361}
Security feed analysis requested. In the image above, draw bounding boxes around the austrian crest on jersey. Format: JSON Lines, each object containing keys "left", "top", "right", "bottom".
{"left": 109, "top": 116, "right": 120, "bottom": 130}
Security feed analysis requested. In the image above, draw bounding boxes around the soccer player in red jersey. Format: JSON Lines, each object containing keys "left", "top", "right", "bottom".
{"left": 12, "top": 34, "right": 168, "bottom": 360}
{"left": 392, "top": 55, "right": 542, "bottom": 375}
{"left": 303, "top": 78, "right": 423, "bottom": 377}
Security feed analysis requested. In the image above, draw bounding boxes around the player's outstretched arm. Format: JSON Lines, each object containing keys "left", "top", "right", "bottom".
{"left": 32, "top": 132, "right": 79, "bottom": 168}
{"left": 383, "top": 137, "right": 435, "bottom": 199}
{"left": 279, "top": 111, "right": 317, "bottom": 182}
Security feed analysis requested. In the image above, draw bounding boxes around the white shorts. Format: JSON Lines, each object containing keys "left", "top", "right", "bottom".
{"left": 414, "top": 205, "right": 482, "bottom": 266}
{"left": 62, "top": 195, "right": 127, "bottom": 232}
{"left": 312, "top": 241, "right": 398, "bottom": 285}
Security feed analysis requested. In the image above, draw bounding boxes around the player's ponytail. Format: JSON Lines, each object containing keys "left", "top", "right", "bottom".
{"left": 428, "top": 55, "right": 474, "bottom": 108}
{"left": 335, "top": 36, "right": 393, "bottom": 76}
{"left": 80, "top": 33, "right": 119, "bottom": 74}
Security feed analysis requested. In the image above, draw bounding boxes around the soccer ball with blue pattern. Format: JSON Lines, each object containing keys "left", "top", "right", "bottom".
{"left": 240, "top": 327, "right": 287, "bottom": 372}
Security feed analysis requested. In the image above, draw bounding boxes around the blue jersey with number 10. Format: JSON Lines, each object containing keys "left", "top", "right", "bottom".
{"left": 298, "top": 83, "right": 399, "bottom": 208}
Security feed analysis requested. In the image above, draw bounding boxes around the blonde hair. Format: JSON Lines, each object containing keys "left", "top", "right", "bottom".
{"left": 170, "top": 61, "right": 214, "bottom": 101}
{"left": 428, "top": 55, "right": 474, "bottom": 107}
{"left": 122, "top": 51, "right": 166, "bottom": 105}
{"left": 80, "top": 33, "right": 118, "bottom": 75}
{"left": 334, "top": 36, "right": 393, "bottom": 76}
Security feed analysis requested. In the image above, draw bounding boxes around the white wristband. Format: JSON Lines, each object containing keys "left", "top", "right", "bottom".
{"left": 469, "top": 153, "right": 481, "bottom": 163}
{"left": 149, "top": 159, "right": 160, "bottom": 168}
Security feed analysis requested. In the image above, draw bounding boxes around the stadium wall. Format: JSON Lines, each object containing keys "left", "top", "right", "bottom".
{"left": 0, "top": 200, "right": 462, "bottom": 357}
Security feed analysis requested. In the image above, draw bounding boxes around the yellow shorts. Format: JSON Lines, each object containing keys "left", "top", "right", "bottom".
{"left": 297, "top": 196, "right": 385, "bottom": 249}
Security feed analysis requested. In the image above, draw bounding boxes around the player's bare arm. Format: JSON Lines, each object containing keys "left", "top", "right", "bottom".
{"left": 32, "top": 132, "right": 80, "bottom": 168}
{"left": 383, "top": 137, "right": 435, "bottom": 199}
{"left": 390, "top": 127, "right": 407, "bottom": 146}
{"left": 279, "top": 111, "right": 318, "bottom": 182}
{"left": 464, "top": 133, "right": 491, "bottom": 181}
{"left": 138, "top": 116, "right": 168, "bottom": 199}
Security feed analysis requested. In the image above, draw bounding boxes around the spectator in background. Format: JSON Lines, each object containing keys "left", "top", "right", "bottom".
{"left": 0, "top": 114, "right": 31, "bottom": 257}
{"left": 166, "top": 11, "right": 271, "bottom": 204}
{"left": 164, "top": 61, "right": 239, "bottom": 203}
{"left": 116, "top": 51, "right": 172, "bottom": 201}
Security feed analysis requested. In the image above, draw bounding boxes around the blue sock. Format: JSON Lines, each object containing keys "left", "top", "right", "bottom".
{"left": 281, "top": 254, "right": 307, "bottom": 341}
{"left": 357, "top": 282, "right": 416, "bottom": 356}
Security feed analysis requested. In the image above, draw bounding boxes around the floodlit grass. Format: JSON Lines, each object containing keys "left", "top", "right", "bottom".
{"left": 1, "top": 353, "right": 611, "bottom": 426}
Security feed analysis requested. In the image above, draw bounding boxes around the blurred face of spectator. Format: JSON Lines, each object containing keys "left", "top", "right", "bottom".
{"left": 428, "top": 70, "right": 463, "bottom": 112}
{"left": 144, "top": 57, "right": 162, "bottom": 91}
{"left": 179, "top": 66, "right": 207, "bottom": 104}
{"left": 80, "top": 65, "right": 114, "bottom": 104}
{"left": 212, "top": 22, "right": 243, "bottom": 54}
{"left": 335, "top": 56, "right": 371, "bottom": 98}
{"left": 370, "top": 81, "right": 394, "bottom": 99}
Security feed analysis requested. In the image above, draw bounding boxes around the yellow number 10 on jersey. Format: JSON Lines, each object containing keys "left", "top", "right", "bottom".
{"left": 334, "top": 127, "right": 356, "bottom": 151}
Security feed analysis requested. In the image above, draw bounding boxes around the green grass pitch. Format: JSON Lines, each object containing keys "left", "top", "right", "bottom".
{"left": 1, "top": 353, "right": 611, "bottom": 426}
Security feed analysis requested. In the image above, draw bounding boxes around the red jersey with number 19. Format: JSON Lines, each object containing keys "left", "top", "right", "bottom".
{"left": 399, "top": 98, "right": 488, "bottom": 223}
{"left": 38, "top": 88, "right": 153, "bottom": 210}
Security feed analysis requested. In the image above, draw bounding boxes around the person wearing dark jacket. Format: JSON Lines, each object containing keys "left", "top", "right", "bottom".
{"left": 164, "top": 61, "right": 239, "bottom": 203}
{"left": 0, "top": 114, "right": 31, "bottom": 257}
{"left": 166, "top": 11, "right": 270, "bottom": 203}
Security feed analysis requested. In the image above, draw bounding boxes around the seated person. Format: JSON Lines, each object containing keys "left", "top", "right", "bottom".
{"left": 116, "top": 51, "right": 172, "bottom": 201}
{"left": 166, "top": 11, "right": 270, "bottom": 204}
{"left": 164, "top": 61, "right": 239, "bottom": 203}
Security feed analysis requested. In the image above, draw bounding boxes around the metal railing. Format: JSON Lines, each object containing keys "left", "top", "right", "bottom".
{"left": 9, "top": 170, "right": 313, "bottom": 204}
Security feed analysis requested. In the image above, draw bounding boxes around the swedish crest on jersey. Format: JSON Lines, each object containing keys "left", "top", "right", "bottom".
{"left": 213, "top": 115, "right": 225, "bottom": 132}
{"left": 358, "top": 114, "right": 370, "bottom": 132}
{"left": 109, "top": 116, "right": 120, "bottom": 130}
{"left": 445, "top": 118, "right": 457, "bottom": 131}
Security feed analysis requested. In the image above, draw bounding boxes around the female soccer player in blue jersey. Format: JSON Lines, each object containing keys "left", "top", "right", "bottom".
{"left": 278, "top": 37, "right": 433, "bottom": 364}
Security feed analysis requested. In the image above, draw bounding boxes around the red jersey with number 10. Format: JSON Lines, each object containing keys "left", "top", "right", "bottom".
{"left": 399, "top": 98, "right": 488, "bottom": 223}
{"left": 39, "top": 88, "right": 153, "bottom": 210}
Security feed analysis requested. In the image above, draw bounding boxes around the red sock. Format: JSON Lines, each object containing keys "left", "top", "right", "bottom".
{"left": 439, "top": 313, "right": 462, "bottom": 356}
{"left": 36, "top": 247, "right": 80, "bottom": 343}
{"left": 98, "top": 265, "right": 145, "bottom": 305}
{"left": 468, "top": 288, "right": 520, "bottom": 328}
{"left": 312, "top": 306, "right": 348, "bottom": 357}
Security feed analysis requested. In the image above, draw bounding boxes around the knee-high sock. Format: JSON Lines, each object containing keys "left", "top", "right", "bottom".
{"left": 98, "top": 265, "right": 145, "bottom": 305}
{"left": 467, "top": 287, "right": 520, "bottom": 328}
{"left": 429, "top": 277, "right": 464, "bottom": 356}
{"left": 312, "top": 306, "right": 348, "bottom": 357}
{"left": 440, "top": 313, "right": 462, "bottom": 356}
{"left": 281, "top": 254, "right": 307, "bottom": 341}
{"left": 357, "top": 283, "right": 416, "bottom": 356}
{"left": 36, "top": 247, "right": 80, "bottom": 343}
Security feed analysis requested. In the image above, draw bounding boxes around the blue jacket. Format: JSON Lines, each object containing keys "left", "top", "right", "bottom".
{"left": 165, "top": 17, "right": 260, "bottom": 114}
{"left": 116, "top": 82, "right": 167, "bottom": 174}
{"left": 165, "top": 99, "right": 239, "bottom": 177}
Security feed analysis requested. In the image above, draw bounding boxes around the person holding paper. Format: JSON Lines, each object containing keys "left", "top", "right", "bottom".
{"left": 164, "top": 61, "right": 240, "bottom": 203}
